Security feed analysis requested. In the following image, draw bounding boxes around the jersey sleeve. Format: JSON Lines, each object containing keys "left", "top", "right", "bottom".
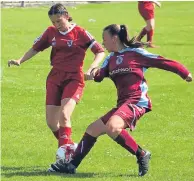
{"left": 94, "top": 55, "right": 111, "bottom": 82}
{"left": 32, "top": 28, "right": 51, "bottom": 52}
{"left": 136, "top": 49, "right": 190, "bottom": 79}
{"left": 81, "top": 29, "right": 104, "bottom": 54}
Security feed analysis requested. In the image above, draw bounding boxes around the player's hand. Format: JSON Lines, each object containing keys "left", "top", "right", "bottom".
{"left": 90, "top": 68, "right": 99, "bottom": 77}
{"left": 156, "top": 2, "right": 161, "bottom": 7}
{"left": 185, "top": 73, "right": 192, "bottom": 82}
{"left": 8, "top": 60, "right": 20, "bottom": 67}
{"left": 153, "top": 1, "right": 161, "bottom": 8}
{"left": 84, "top": 73, "right": 94, "bottom": 81}
{"left": 84, "top": 67, "right": 99, "bottom": 81}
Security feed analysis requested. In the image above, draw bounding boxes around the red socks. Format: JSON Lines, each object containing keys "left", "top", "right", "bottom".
{"left": 114, "top": 129, "right": 145, "bottom": 158}
{"left": 58, "top": 127, "right": 73, "bottom": 147}
{"left": 115, "top": 129, "right": 138, "bottom": 155}
{"left": 137, "top": 27, "right": 154, "bottom": 44}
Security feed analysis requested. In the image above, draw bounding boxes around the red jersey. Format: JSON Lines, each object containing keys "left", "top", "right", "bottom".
{"left": 33, "top": 24, "right": 104, "bottom": 72}
{"left": 94, "top": 48, "right": 190, "bottom": 111}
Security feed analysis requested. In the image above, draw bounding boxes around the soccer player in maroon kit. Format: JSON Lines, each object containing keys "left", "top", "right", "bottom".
{"left": 51, "top": 24, "right": 192, "bottom": 176}
{"left": 137, "top": 1, "right": 161, "bottom": 48}
{"left": 7, "top": 3, "right": 105, "bottom": 158}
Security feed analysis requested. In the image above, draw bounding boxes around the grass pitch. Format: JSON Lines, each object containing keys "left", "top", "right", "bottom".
{"left": 1, "top": 2, "right": 194, "bottom": 181}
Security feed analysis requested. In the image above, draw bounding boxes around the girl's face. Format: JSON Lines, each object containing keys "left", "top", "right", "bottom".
{"left": 49, "top": 14, "right": 69, "bottom": 31}
{"left": 102, "top": 30, "right": 117, "bottom": 52}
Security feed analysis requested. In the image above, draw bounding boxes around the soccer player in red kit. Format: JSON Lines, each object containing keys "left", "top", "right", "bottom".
{"left": 50, "top": 24, "right": 192, "bottom": 176}
{"left": 7, "top": 3, "right": 105, "bottom": 158}
{"left": 137, "top": 1, "right": 161, "bottom": 48}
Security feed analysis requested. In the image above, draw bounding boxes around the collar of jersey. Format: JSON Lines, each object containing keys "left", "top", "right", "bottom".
{"left": 59, "top": 23, "right": 76, "bottom": 35}
{"left": 118, "top": 47, "right": 131, "bottom": 53}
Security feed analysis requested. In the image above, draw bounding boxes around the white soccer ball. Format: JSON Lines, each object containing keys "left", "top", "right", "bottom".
{"left": 56, "top": 143, "right": 78, "bottom": 163}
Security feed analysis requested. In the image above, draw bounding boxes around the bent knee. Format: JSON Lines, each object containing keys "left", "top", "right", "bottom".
{"left": 106, "top": 122, "right": 121, "bottom": 135}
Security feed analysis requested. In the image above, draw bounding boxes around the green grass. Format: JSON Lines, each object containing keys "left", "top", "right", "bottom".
{"left": 1, "top": 2, "right": 194, "bottom": 181}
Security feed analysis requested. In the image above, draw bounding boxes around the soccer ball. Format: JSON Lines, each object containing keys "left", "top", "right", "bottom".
{"left": 56, "top": 143, "right": 78, "bottom": 163}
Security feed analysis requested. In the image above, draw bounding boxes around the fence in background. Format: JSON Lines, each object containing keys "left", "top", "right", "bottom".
{"left": 1, "top": 1, "right": 90, "bottom": 8}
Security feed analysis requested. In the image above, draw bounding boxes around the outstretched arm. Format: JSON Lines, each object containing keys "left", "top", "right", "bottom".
{"left": 8, "top": 48, "right": 38, "bottom": 67}
{"left": 8, "top": 27, "right": 51, "bottom": 67}
{"left": 139, "top": 54, "right": 192, "bottom": 82}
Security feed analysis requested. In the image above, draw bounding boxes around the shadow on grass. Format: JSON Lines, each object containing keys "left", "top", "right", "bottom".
{"left": 1, "top": 166, "right": 137, "bottom": 178}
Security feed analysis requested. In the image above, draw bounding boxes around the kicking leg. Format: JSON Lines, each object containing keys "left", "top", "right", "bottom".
{"left": 105, "top": 115, "right": 151, "bottom": 177}
{"left": 51, "top": 119, "right": 106, "bottom": 173}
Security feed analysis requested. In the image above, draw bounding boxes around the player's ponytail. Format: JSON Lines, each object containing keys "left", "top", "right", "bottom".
{"left": 104, "top": 24, "right": 145, "bottom": 48}
{"left": 48, "top": 3, "right": 73, "bottom": 22}
{"left": 119, "top": 25, "right": 143, "bottom": 48}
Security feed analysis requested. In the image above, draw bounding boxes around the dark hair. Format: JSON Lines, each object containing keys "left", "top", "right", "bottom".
{"left": 48, "top": 3, "right": 73, "bottom": 22}
{"left": 103, "top": 24, "right": 145, "bottom": 48}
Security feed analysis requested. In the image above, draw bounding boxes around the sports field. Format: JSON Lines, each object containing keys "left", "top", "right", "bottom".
{"left": 1, "top": 2, "right": 194, "bottom": 181}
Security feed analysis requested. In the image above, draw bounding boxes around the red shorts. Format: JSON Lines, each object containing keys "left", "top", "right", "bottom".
{"left": 46, "top": 68, "right": 84, "bottom": 106}
{"left": 138, "top": 2, "right": 155, "bottom": 21}
{"left": 101, "top": 103, "right": 146, "bottom": 131}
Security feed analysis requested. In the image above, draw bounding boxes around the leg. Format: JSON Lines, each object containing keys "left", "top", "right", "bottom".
{"left": 137, "top": 3, "right": 154, "bottom": 42}
{"left": 137, "top": 3, "right": 156, "bottom": 46}
{"left": 136, "top": 18, "right": 155, "bottom": 42}
{"left": 103, "top": 104, "right": 151, "bottom": 176}
{"left": 46, "top": 75, "right": 62, "bottom": 140}
{"left": 106, "top": 115, "right": 142, "bottom": 155}
{"left": 106, "top": 116, "right": 151, "bottom": 177}
{"left": 51, "top": 119, "right": 106, "bottom": 173}
{"left": 46, "top": 105, "right": 60, "bottom": 139}
{"left": 136, "top": 26, "right": 148, "bottom": 42}
{"left": 70, "top": 119, "right": 106, "bottom": 168}
{"left": 58, "top": 79, "right": 84, "bottom": 146}
{"left": 86, "top": 118, "right": 107, "bottom": 137}
{"left": 58, "top": 98, "right": 76, "bottom": 146}
{"left": 145, "top": 18, "right": 155, "bottom": 44}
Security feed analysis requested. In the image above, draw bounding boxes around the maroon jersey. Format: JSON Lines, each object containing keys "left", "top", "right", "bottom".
{"left": 33, "top": 24, "right": 104, "bottom": 72}
{"left": 94, "top": 48, "right": 190, "bottom": 111}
